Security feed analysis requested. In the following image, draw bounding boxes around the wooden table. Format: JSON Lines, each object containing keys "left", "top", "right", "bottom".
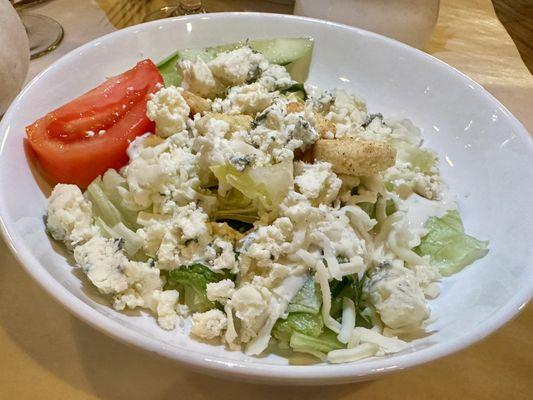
{"left": 3, "top": 0, "right": 532, "bottom": 398}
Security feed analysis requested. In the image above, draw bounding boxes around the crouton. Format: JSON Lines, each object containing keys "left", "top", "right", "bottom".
{"left": 183, "top": 90, "right": 212, "bottom": 116}
{"left": 313, "top": 139, "right": 396, "bottom": 176}
{"left": 209, "top": 113, "right": 253, "bottom": 133}
{"left": 196, "top": 113, "right": 253, "bottom": 136}
{"left": 287, "top": 102, "right": 305, "bottom": 114}
{"left": 315, "top": 113, "right": 336, "bottom": 138}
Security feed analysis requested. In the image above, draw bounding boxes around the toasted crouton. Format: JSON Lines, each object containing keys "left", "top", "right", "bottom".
{"left": 313, "top": 139, "right": 396, "bottom": 176}
{"left": 209, "top": 113, "right": 253, "bottom": 133}
{"left": 183, "top": 91, "right": 212, "bottom": 116}
{"left": 314, "top": 113, "right": 336, "bottom": 138}
{"left": 287, "top": 102, "right": 305, "bottom": 114}
{"left": 196, "top": 113, "right": 253, "bottom": 136}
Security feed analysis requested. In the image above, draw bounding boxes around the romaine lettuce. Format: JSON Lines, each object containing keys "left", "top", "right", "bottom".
{"left": 211, "top": 161, "right": 293, "bottom": 212}
{"left": 214, "top": 188, "right": 259, "bottom": 224}
{"left": 289, "top": 329, "right": 345, "bottom": 357}
{"left": 393, "top": 140, "right": 437, "bottom": 174}
{"left": 329, "top": 274, "right": 372, "bottom": 329}
{"left": 166, "top": 264, "right": 234, "bottom": 312}
{"left": 272, "top": 312, "right": 324, "bottom": 344}
{"left": 415, "top": 210, "right": 488, "bottom": 276}
{"left": 287, "top": 275, "right": 321, "bottom": 314}
{"left": 87, "top": 175, "right": 144, "bottom": 257}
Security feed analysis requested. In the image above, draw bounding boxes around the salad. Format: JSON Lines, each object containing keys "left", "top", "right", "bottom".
{"left": 26, "top": 38, "right": 488, "bottom": 364}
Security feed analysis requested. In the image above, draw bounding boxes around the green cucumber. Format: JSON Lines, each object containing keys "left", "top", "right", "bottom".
{"left": 156, "top": 52, "right": 182, "bottom": 87}
{"left": 156, "top": 37, "right": 314, "bottom": 87}
{"left": 250, "top": 38, "right": 314, "bottom": 65}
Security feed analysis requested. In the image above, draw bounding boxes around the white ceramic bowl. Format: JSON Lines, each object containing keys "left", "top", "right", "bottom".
{"left": 0, "top": 13, "right": 532, "bottom": 385}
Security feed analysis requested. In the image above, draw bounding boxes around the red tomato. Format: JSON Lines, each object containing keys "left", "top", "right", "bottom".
{"left": 26, "top": 59, "right": 163, "bottom": 187}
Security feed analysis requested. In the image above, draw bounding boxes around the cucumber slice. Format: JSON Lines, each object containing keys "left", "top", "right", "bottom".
{"left": 179, "top": 43, "right": 241, "bottom": 63}
{"left": 156, "top": 37, "right": 314, "bottom": 87}
{"left": 157, "top": 52, "right": 182, "bottom": 87}
{"left": 250, "top": 38, "right": 314, "bottom": 66}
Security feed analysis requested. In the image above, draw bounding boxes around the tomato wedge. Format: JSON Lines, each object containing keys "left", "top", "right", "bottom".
{"left": 26, "top": 59, "right": 163, "bottom": 187}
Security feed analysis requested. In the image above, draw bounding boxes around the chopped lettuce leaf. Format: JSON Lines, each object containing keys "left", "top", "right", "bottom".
{"left": 214, "top": 189, "right": 259, "bottom": 224}
{"left": 287, "top": 275, "right": 321, "bottom": 314}
{"left": 166, "top": 264, "right": 234, "bottom": 312}
{"left": 329, "top": 274, "right": 372, "bottom": 329}
{"left": 393, "top": 140, "right": 437, "bottom": 174}
{"left": 100, "top": 169, "right": 140, "bottom": 229}
{"left": 211, "top": 161, "right": 293, "bottom": 212}
{"left": 86, "top": 173, "right": 139, "bottom": 230}
{"left": 87, "top": 176, "right": 144, "bottom": 258}
{"left": 289, "top": 329, "right": 345, "bottom": 358}
{"left": 272, "top": 312, "right": 324, "bottom": 345}
{"left": 415, "top": 210, "right": 488, "bottom": 276}
{"left": 86, "top": 178, "right": 122, "bottom": 228}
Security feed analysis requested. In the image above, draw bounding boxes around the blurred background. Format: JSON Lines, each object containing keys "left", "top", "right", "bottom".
{"left": 492, "top": 0, "right": 532, "bottom": 72}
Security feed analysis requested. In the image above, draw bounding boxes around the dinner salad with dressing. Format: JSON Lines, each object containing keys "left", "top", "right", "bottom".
{"left": 26, "top": 38, "right": 488, "bottom": 364}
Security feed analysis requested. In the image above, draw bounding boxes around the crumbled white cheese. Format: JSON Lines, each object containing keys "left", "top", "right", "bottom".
{"left": 74, "top": 235, "right": 174, "bottom": 331}
{"left": 193, "top": 116, "right": 234, "bottom": 176}
{"left": 74, "top": 236, "right": 131, "bottom": 294}
{"left": 46, "top": 184, "right": 97, "bottom": 248}
{"left": 245, "top": 100, "right": 318, "bottom": 163}
{"left": 146, "top": 86, "right": 190, "bottom": 138}
{"left": 210, "top": 238, "right": 238, "bottom": 272}
{"left": 230, "top": 283, "right": 270, "bottom": 343}
{"left": 384, "top": 161, "right": 442, "bottom": 200}
{"left": 239, "top": 217, "right": 294, "bottom": 273}
{"left": 367, "top": 263, "right": 430, "bottom": 329}
{"left": 174, "top": 203, "right": 209, "bottom": 240}
{"left": 137, "top": 203, "right": 211, "bottom": 270}
{"left": 178, "top": 57, "right": 221, "bottom": 98}
{"left": 119, "top": 136, "right": 200, "bottom": 210}
{"left": 152, "top": 290, "right": 180, "bottom": 330}
{"left": 414, "top": 264, "right": 441, "bottom": 298}
{"left": 258, "top": 63, "right": 295, "bottom": 92}
{"left": 191, "top": 309, "right": 227, "bottom": 340}
{"left": 208, "top": 46, "right": 267, "bottom": 86}
{"left": 294, "top": 161, "right": 342, "bottom": 205}
{"left": 225, "top": 83, "right": 274, "bottom": 115}
{"left": 206, "top": 279, "right": 235, "bottom": 304}
{"left": 319, "top": 89, "right": 368, "bottom": 139}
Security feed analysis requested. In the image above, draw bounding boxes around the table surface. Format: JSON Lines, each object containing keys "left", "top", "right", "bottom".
{"left": 2, "top": 0, "right": 532, "bottom": 398}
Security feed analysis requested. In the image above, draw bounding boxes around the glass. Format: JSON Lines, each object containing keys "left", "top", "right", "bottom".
{"left": 294, "top": 0, "right": 439, "bottom": 49}
{"left": 144, "top": 0, "right": 206, "bottom": 22}
{"left": 11, "top": 0, "right": 64, "bottom": 59}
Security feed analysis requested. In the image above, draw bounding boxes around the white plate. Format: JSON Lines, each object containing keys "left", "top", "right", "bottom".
{"left": 0, "top": 13, "right": 532, "bottom": 385}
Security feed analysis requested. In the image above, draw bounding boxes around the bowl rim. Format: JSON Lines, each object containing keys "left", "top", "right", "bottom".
{"left": 0, "top": 11, "right": 532, "bottom": 384}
